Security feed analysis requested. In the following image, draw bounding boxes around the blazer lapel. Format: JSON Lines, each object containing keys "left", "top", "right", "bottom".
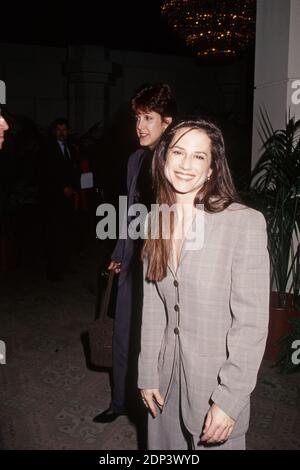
{"left": 178, "top": 210, "right": 215, "bottom": 271}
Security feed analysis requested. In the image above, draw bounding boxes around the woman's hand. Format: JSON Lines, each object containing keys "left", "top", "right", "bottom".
{"left": 140, "top": 389, "right": 164, "bottom": 418}
{"left": 108, "top": 260, "right": 122, "bottom": 273}
{"left": 63, "top": 186, "right": 74, "bottom": 198}
{"left": 201, "top": 403, "right": 235, "bottom": 445}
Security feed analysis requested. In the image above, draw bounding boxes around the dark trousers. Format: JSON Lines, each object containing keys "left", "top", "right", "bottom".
{"left": 112, "top": 270, "right": 132, "bottom": 414}
{"left": 45, "top": 204, "right": 74, "bottom": 277}
{"left": 111, "top": 258, "right": 143, "bottom": 415}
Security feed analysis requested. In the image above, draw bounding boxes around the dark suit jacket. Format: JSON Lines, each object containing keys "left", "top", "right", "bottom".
{"left": 43, "top": 139, "right": 80, "bottom": 210}
{"left": 111, "top": 148, "right": 146, "bottom": 272}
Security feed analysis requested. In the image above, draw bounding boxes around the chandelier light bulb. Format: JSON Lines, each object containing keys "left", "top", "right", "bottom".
{"left": 161, "top": 0, "right": 256, "bottom": 58}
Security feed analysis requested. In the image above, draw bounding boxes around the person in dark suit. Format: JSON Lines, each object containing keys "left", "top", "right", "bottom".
{"left": 93, "top": 83, "right": 177, "bottom": 423}
{"left": 43, "top": 118, "right": 80, "bottom": 281}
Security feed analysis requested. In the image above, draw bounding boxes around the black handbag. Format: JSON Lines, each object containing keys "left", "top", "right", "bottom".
{"left": 88, "top": 270, "right": 117, "bottom": 368}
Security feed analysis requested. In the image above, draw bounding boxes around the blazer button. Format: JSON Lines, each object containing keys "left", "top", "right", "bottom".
{"left": 174, "top": 327, "right": 179, "bottom": 335}
{"left": 173, "top": 280, "right": 179, "bottom": 287}
{"left": 174, "top": 304, "right": 180, "bottom": 312}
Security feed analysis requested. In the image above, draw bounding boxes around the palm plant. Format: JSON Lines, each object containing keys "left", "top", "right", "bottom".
{"left": 249, "top": 111, "right": 300, "bottom": 308}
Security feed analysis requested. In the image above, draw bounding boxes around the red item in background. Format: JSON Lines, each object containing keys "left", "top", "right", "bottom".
{"left": 73, "top": 159, "right": 91, "bottom": 210}
{"left": 80, "top": 160, "right": 90, "bottom": 173}
{"left": 264, "top": 292, "right": 298, "bottom": 361}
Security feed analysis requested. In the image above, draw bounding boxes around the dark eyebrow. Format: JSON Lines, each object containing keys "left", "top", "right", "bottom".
{"left": 171, "top": 144, "right": 208, "bottom": 157}
{"left": 170, "top": 145, "right": 185, "bottom": 150}
{"left": 194, "top": 151, "right": 208, "bottom": 157}
{"left": 136, "top": 112, "right": 152, "bottom": 117}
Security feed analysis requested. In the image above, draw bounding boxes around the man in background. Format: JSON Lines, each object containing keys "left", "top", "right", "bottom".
{"left": 43, "top": 118, "right": 80, "bottom": 281}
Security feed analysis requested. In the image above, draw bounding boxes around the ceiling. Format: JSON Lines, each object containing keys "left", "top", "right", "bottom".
{"left": 0, "top": 0, "right": 192, "bottom": 56}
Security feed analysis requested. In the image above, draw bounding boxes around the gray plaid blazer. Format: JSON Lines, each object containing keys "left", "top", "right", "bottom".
{"left": 138, "top": 203, "right": 270, "bottom": 439}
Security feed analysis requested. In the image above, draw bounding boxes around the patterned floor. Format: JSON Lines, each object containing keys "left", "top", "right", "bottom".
{"left": 0, "top": 242, "right": 299, "bottom": 450}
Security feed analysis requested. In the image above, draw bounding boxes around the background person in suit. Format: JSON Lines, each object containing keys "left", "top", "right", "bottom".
{"left": 43, "top": 118, "right": 80, "bottom": 281}
{"left": 139, "top": 117, "right": 270, "bottom": 450}
{"left": 93, "top": 83, "right": 177, "bottom": 423}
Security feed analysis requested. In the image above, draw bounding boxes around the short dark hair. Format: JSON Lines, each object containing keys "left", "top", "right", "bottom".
{"left": 0, "top": 104, "right": 13, "bottom": 129}
{"left": 131, "top": 83, "right": 177, "bottom": 118}
{"left": 0, "top": 103, "right": 7, "bottom": 119}
{"left": 50, "top": 117, "right": 69, "bottom": 131}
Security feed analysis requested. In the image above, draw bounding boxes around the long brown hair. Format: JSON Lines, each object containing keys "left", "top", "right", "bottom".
{"left": 142, "top": 117, "right": 240, "bottom": 281}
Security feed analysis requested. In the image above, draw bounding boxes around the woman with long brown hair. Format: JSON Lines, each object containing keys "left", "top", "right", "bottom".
{"left": 138, "top": 117, "right": 270, "bottom": 450}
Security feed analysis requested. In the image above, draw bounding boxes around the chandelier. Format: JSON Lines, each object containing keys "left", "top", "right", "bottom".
{"left": 161, "top": 0, "right": 256, "bottom": 58}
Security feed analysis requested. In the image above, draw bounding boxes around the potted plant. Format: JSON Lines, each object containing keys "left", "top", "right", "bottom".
{"left": 245, "top": 111, "right": 300, "bottom": 363}
{"left": 274, "top": 246, "right": 300, "bottom": 372}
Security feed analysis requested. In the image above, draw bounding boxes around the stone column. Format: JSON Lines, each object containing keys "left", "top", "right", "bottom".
{"left": 65, "top": 46, "right": 113, "bottom": 135}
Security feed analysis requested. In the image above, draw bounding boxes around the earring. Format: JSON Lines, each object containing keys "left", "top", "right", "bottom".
{"left": 207, "top": 175, "right": 211, "bottom": 181}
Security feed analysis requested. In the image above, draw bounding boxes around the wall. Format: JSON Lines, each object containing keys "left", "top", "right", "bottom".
{"left": 1, "top": 43, "right": 251, "bottom": 132}
{"left": 252, "top": 0, "right": 300, "bottom": 168}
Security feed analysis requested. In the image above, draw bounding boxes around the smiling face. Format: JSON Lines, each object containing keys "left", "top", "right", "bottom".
{"left": 164, "top": 127, "right": 213, "bottom": 199}
{"left": 135, "top": 110, "right": 171, "bottom": 150}
{"left": 0, "top": 115, "right": 9, "bottom": 150}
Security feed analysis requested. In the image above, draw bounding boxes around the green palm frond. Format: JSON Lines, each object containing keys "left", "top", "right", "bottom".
{"left": 250, "top": 111, "right": 300, "bottom": 300}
